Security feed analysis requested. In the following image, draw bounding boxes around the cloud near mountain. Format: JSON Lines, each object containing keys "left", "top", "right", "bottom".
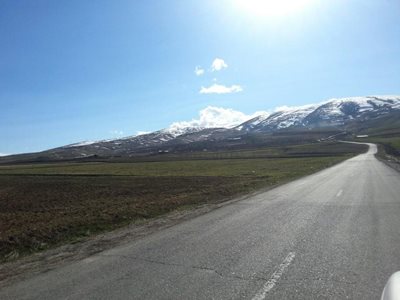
{"left": 168, "top": 106, "right": 269, "bottom": 132}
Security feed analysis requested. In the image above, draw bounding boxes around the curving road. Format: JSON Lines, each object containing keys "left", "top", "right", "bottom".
{"left": 1, "top": 143, "right": 400, "bottom": 299}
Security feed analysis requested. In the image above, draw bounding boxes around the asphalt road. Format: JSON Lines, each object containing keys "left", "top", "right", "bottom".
{"left": 2, "top": 143, "right": 400, "bottom": 299}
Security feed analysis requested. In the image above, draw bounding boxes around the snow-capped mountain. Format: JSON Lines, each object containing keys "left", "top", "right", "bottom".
{"left": 48, "top": 94, "right": 400, "bottom": 157}
{"left": 237, "top": 96, "right": 400, "bottom": 132}
{"left": 60, "top": 125, "right": 205, "bottom": 151}
{"left": 162, "top": 125, "right": 205, "bottom": 138}
{"left": 62, "top": 140, "right": 99, "bottom": 148}
{"left": 237, "top": 104, "right": 318, "bottom": 132}
{"left": 303, "top": 96, "right": 400, "bottom": 127}
{"left": 2, "top": 95, "right": 399, "bottom": 163}
{"left": 235, "top": 115, "right": 269, "bottom": 132}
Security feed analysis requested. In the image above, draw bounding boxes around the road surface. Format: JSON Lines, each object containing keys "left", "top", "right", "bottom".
{"left": 1, "top": 143, "right": 400, "bottom": 299}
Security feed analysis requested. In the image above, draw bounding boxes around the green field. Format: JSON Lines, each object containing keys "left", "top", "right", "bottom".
{"left": 0, "top": 142, "right": 367, "bottom": 261}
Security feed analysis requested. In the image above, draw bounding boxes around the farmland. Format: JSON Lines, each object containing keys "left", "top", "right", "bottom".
{"left": 0, "top": 141, "right": 367, "bottom": 261}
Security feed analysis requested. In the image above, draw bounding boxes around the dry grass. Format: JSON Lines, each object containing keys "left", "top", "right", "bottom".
{"left": 0, "top": 142, "right": 367, "bottom": 261}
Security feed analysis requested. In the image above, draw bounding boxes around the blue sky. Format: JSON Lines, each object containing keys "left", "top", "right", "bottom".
{"left": 1, "top": 0, "right": 399, "bottom": 154}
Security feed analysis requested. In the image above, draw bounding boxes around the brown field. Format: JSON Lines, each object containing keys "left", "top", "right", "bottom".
{"left": 0, "top": 142, "right": 367, "bottom": 261}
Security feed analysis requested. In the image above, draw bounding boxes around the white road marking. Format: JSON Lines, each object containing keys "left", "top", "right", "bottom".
{"left": 251, "top": 252, "right": 296, "bottom": 300}
{"left": 336, "top": 189, "right": 343, "bottom": 197}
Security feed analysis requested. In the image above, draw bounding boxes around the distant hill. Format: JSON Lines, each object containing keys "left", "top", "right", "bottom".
{"left": 2, "top": 95, "right": 399, "bottom": 164}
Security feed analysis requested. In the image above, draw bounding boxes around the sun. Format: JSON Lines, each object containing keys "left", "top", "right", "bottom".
{"left": 235, "top": 0, "right": 313, "bottom": 17}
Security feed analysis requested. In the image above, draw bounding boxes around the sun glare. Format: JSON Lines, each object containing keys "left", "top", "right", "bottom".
{"left": 235, "top": 0, "right": 313, "bottom": 17}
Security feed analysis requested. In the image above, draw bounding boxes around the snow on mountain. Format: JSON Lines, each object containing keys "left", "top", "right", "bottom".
{"left": 48, "top": 95, "right": 400, "bottom": 158}
{"left": 303, "top": 96, "right": 400, "bottom": 127}
{"left": 315, "top": 95, "right": 400, "bottom": 115}
{"left": 163, "top": 124, "right": 205, "bottom": 138}
{"left": 237, "top": 95, "right": 400, "bottom": 132}
{"left": 80, "top": 106, "right": 268, "bottom": 150}
{"left": 260, "top": 104, "right": 318, "bottom": 130}
{"left": 115, "top": 130, "right": 176, "bottom": 147}
{"left": 235, "top": 111, "right": 270, "bottom": 131}
{"left": 63, "top": 141, "right": 98, "bottom": 148}
{"left": 236, "top": 103, "right": 318, "bottom": 132}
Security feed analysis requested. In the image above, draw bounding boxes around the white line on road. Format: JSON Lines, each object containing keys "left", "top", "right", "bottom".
{"left": 336, "top": 189, "right": 343, "bottom": 197}
{"left": 251, "top": 252, "right": 296, "bottom": 300}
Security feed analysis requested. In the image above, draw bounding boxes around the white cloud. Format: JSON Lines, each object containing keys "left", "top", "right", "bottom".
{"left": 168, "top": 106, "right": 269, "bottom": 130}
{"left": 194, "top": 66, "right": 205, "bottom": 76}
{"left": 200, "top": 84, "right": 243, "bottom": 94}
{"left": 0, "top": 153, "right": 10, "bottom": 157}
{"left": 211, "top": 58, "right": 228, "bottom": 71}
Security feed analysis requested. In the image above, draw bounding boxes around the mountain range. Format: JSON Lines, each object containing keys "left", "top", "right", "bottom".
{"left": 2, "top": 95, "right": 400, "bottom": 163}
